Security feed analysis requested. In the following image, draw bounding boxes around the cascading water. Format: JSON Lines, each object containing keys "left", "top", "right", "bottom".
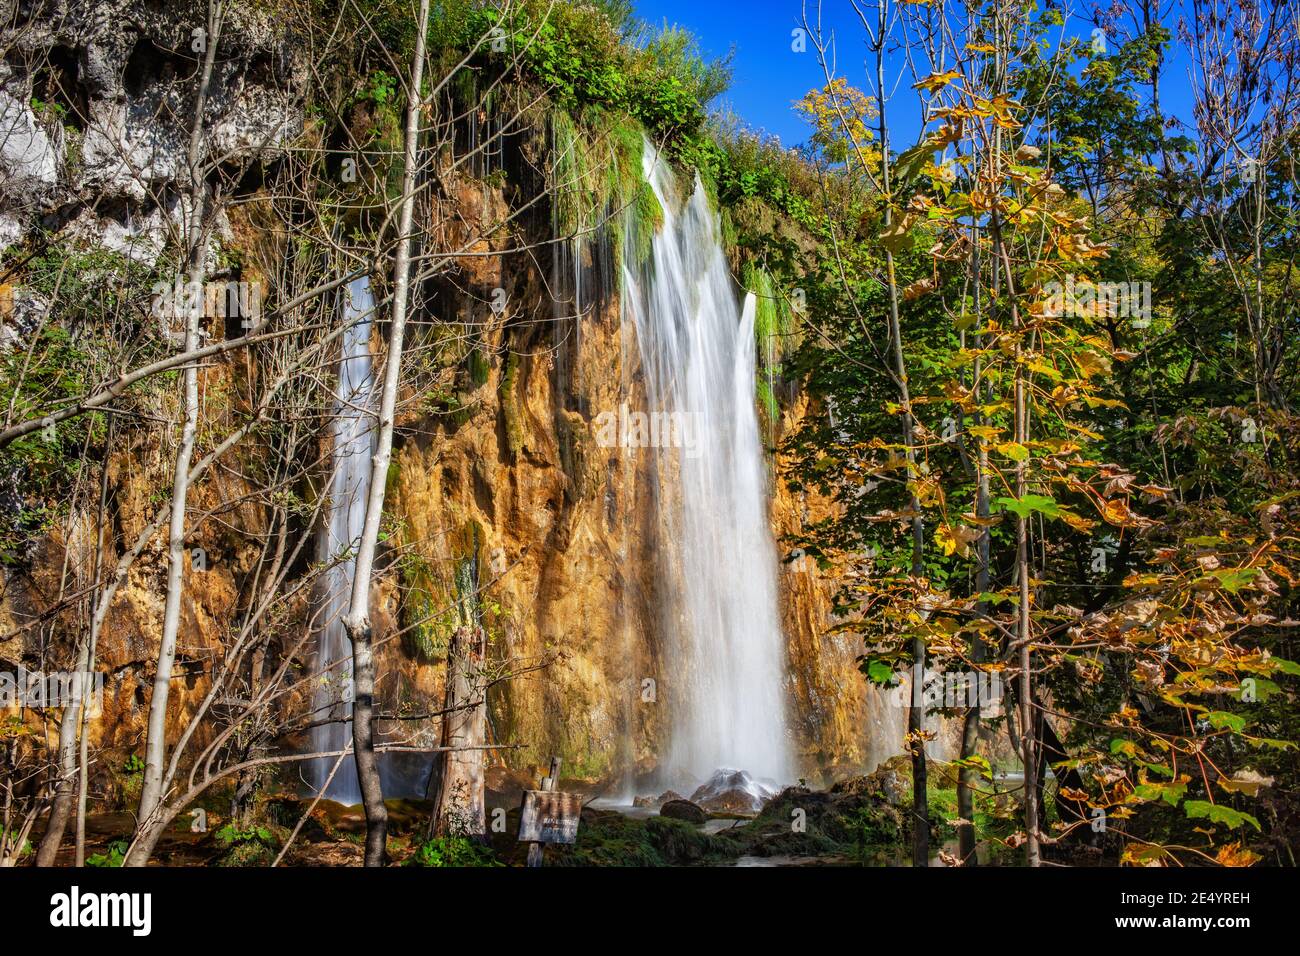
{"left": 622, "top": 140, "right": 793, "bottom": 791}
{"left": 307, "top": 276, "right": 375, "bottom": 804}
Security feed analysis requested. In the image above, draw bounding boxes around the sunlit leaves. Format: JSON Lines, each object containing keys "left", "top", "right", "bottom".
{"left": 1182, "top": 800, "right": 1261, "bottom": 832}
{"left": 914, "top": 70, "right": 962, "bottom": 95}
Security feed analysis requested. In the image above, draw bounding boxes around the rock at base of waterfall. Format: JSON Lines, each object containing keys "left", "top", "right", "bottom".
{"left": 689, "top": 768, "right": 778, "bottom": 814}
{"left": 829, "top": 755, "right": 959, "bottom": 807}
{"left": 633, "top": 789, "right": 683, "bottom": 809}
{"left": 659, "top": 799, "right": 709, "bottom": 824}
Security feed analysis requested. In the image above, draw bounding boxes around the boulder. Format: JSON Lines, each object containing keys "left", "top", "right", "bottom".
{"left": 659, "top": 799, "right": 708, "bottom": 825}
{"left": 632, "top": 789, "right": 682, "bottom": 809}
{"left": 689, "top": 768, "right": 777, "bottom": 814}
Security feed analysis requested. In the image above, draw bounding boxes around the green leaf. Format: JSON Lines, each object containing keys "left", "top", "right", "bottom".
{"left": 995, "top": 441, "right": 1031, "bottom": 462}
{"left": 1269, "top": 657, "right": 1300, "bottom": 676}
{"left": 1134, "top": 779, "right": 1186, "bottom": 807}
{"left": 1206, "top": 711, "right": 1247, "bottom": 734}
{"left": 893, "top": 141, "right": 936, "bottom": 187}
{"left": 1183, "top": 800, "right": 1260, "bottom": 831}
{"left": 1212, "top": 568, "right": 1261, "bottom": 594}
{"left": 865, "top": 659, "right": 895, "bottom": 685}
{"left": 995, "top": 494, "right": 1061, "bottom": 519}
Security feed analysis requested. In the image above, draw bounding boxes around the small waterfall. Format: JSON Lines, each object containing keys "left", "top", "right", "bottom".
{"left": 308, "top": 276, "right": 375, "bottom": 804}
{"left": 623, "top": 140, "right": 793, "bottom": 790}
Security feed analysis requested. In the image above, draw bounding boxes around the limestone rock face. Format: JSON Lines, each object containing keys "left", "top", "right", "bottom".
{"left": 1, "top": 0, "right": 305, "bottom": 260}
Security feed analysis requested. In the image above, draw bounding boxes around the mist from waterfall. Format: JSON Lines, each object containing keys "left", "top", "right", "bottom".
{"left": 622, "top": 139, "right": 793, "bottom": 790}
{"left": 307, "top": 276, "right": 375, "bottom": 805}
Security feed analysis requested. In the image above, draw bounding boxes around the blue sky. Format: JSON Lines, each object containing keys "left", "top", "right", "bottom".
{"left": 634, "top": 0, "right": 1199, "bottom": 153}
{"left": 635, "top": 0, "right": 877, "bottom": 147}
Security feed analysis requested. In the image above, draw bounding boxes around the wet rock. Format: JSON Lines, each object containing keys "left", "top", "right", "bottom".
{"left": 689, "top": 768, "right": 777, "bottom": 814}
{"left": 632, "top": 789, "right": 682, "bottom": 809}
{"left": 746, "top": 784, "right": 905, "bottom": 854}
{"left": 659, "top": 799, "right": 708, "bottom": 824}
{"left": 831, "top": 754, "right": 955, "bottom": 806}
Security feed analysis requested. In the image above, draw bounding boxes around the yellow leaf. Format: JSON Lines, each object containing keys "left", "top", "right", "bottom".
{"left": 1075, "top": 349, "right": 1112, "bottom": 380}
{"left": 996, "top": 441, "right": 1030, "bottom": 462}
{"left": 935, "top": 522, "right": 980, "bottom": 557}
{"left": 1218, "top": 770, "right": 1274, "bottom": 797}
{"left": 1101, "top": 498, "right": 1133, "bottom": 526}
{"left": 1060, "top": 510, "right": 1097, "bottom": 533}
{"left": 914, "top": 70, "right": 962, "bottom": 94}
{"left": 1216, "top": 842, "right": 1262, "bottom": 867}
{"left": 1121, "top": 843, "right": 1170, "bottom": 866}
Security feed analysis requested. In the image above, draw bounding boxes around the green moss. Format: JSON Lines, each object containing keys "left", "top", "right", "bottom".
{"left": 500, "top": 352, "right": 523, "bottom": 456}
{"left": 626, "top": 180, "right": 663, "bottom": 269}
{"left": 467, "top": 346, "right": 491, "bottom": 387}
{"left": 548, "top": 811, "right": 738, "bottom": 867}
{"left": 397, "top": 522, "right": 482, "bottom": 663}
{"left": 741, "top": 261, "right": 797, "bottom": 426}
{"left": 551, "top": 109, "right": 595, "bottom": 237}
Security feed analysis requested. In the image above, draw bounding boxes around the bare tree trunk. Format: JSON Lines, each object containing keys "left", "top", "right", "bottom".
{"left": 958, "top": 238, "right": 990, "bottom": 865}
{"left": 956, "top": 689, "right": 981, "bottom": 863}
{"left": 1004, "top": 235, "right": 1040, "bottom": 868}
{"left": 868, "top": 0, "right": 928, "bottom": 868}
{"left": 342, "top": 0, "right": 432, "bottom": 867}
{"left": 134, "top": 0, "right": 224, "bottom": 848}
{"left": 431, "top": 626, "right": 487, "bottom": 839}
{"left": 75, "top": 411, "right": 116, "bottom": 866}
{"left": 33, "top": 636, "right": 88, "bottom": 866}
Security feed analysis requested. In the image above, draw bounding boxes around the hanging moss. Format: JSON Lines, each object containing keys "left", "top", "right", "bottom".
{"left": 551, "top": 109, "right": 597, "bottom": 237}
{"left": 467, "top": 346, "right": 491, "bottom": 387}
{"left": 500, "top": 352, "right": 523, "bottom": 456}
{"left": 719, "top": 206, "right": 737, "bottom": 252}
{"left": 742, "top": 262, "right": 797, "bottom": 359}
{"left": 743, "top": 262, "right": 802, "bottom": 427}
{"left": 399, "top": 520, "right": 484, "bottom": 662}
{"left": 622, "top": 180, "right": 663, "bottom": 271}
{"left": 398, "top": 552, "right": 445, "bottom": 662}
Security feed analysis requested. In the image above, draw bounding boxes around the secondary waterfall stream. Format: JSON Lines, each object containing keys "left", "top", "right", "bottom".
{"left": 622, "top": 140, "right": 794, "bottom": 791}
{"left": 308, "top": 276, "right": 375, "bottom": 804}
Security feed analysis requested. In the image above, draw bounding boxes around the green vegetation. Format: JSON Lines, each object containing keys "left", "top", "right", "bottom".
{"left": 405, "top": 835, "right": 501, "bottom": 866}
{"left": 86, "top": 839, "right": 128, "bottom": 868}
{"left": 212, "top": 823, "right": 281, "bottom": 867}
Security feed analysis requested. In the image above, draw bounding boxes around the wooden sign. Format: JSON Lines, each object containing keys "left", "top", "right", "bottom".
{"left": 518, "top": 790, "right": 583, "bottom": 845}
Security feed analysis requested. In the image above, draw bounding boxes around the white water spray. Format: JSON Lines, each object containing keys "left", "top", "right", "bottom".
{"left": 623, "top": 141, "right": 793, "bottom": 789}
{"left": 308, "top": 276, "right": 375, "bottom": 804}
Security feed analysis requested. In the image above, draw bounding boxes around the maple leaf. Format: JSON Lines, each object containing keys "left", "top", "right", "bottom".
{"left": 1216, "top": 842, "right": 1262, "bottom": 867}
{"left": 914, "top": 70, "right": 961, "bottom": 94}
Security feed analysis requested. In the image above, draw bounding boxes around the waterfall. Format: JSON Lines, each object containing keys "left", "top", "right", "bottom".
{"left": 308, "top": 275, "right": 375, "bottom": 804}
{"left": 622, "top": 140, "right": 793, "bottom": 790}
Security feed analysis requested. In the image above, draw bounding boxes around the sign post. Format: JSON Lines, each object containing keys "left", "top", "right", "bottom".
{"left": 518, "top": 757, "right": 582, "bottom": 867}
